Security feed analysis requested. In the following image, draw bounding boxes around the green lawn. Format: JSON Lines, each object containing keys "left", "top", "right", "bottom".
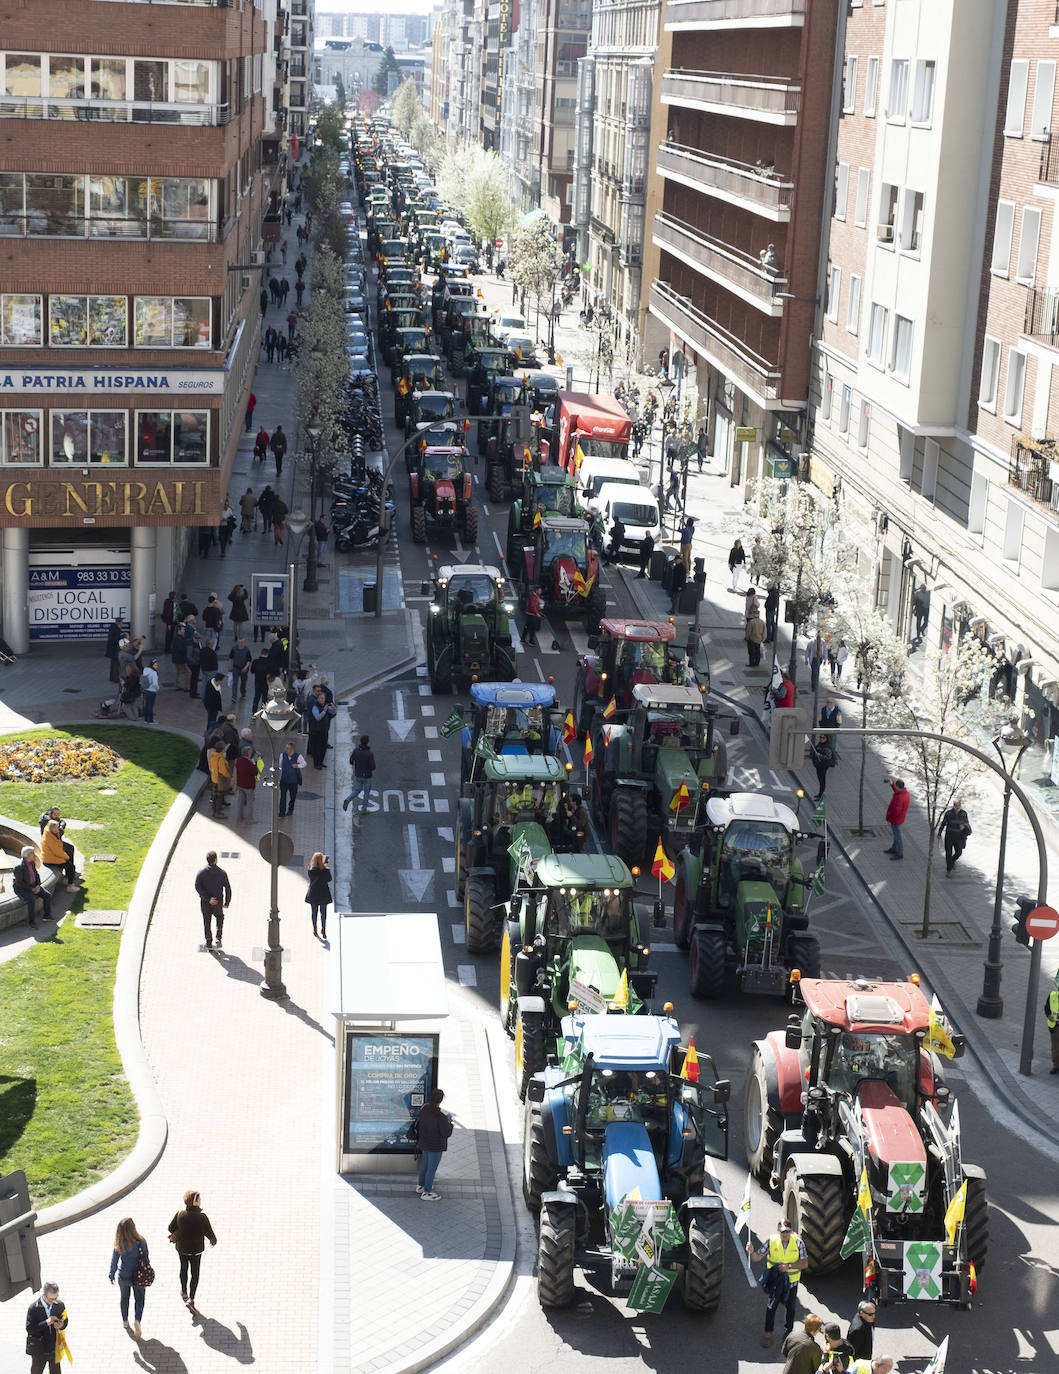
{"left": 0, "top": 726, "right": 198, "bottom": 1207}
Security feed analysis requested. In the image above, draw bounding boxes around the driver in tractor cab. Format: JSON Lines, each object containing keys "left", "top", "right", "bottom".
{"left": 506, "top": 782, "right": 536, "bottom": 820}
{"left": 535, "top": 782, "right": 559, "bottom": 824}
{"left": 600, "top": 892, "right": 627, "bottom": 938}
{"left": 455, "top": 587, "right": 474, "bottom": 619}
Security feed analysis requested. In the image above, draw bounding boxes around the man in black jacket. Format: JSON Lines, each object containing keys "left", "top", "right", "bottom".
{"left": 343, "top": 735, "right": 376, "bottom": 814}
{"left": 13, "top": 846, "right": 51, "bottom": 926}
{"left": 845, "top": 1301, "right": 875, "bottom": 1360}
{"left": 194, "top": 851, "right": 231, "bottom": 950}
{"left": 26, "top": 1282, "right": 68, "bottom": 1374}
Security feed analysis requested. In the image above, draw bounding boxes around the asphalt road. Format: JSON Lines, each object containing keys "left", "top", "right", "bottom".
{"left": 338, "top": 246, "right": 1059, "bottom": 1373}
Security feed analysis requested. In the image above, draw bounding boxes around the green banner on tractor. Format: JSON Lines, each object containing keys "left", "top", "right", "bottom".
{"left": 627, "top": 1263, "right": 677, "bottom": 1314}
{"left": 440, "top": 708, "right": 463, "bottom": 739}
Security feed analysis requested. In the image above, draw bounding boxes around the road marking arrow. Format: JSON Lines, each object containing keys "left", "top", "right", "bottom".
{"left": 388, "top": 688, "right": 416, "bottom": 742}
{"left": 398, "top": 823, "right": 433, "bottom": 903}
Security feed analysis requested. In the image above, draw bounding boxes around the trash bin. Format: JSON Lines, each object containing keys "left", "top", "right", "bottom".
{"left": 362, "top": 582, "right": 377, "bottom": 613}
{"left": 678, "top": 581, "right": 702, "bottom": 614}
{"left": 650, "top": 549, "right": 669, "bottom": 582}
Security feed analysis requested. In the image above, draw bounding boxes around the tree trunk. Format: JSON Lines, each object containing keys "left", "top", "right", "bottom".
{"left": 855, "top": 689, "right": 868, "bottom": 834}
{"left": 920, "top": 816, "right": 935, "bottom": 939}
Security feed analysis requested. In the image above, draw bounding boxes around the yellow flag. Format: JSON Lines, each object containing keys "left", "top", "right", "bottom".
{"left": 612, "top": 968, "right": 629, "bottom": 1010}
{"left": 944, "top": 1181, "right": 966, "bottom": 1246}
{"left": 533, "top": 509, "right": 542, "bottom": 529}
{"left": 857, "top": 1166, "right": 871, "bottom": 1217}
{"left": 575, "top": 442, "right": 586, "bottom": 472}
{"left": 583, "top": 733, "right": 594, "bottom": 766}
{"left": 55, "top": 1313, "right": 72, "bottom": 1364}
{"left": 924, "top": 1004, "right": 956, "bottom": 1060}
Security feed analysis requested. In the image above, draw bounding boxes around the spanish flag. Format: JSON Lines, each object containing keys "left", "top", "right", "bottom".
{"left": 680, "top": 1038, "right": 700, "bottom": 1082}
{"left": 603, "top": 696, "right": 617, "bottom": 719}
{"left": 385, "top": 298, "right": 392, "bottom": 311}
{"left": 583, "top": 733, "right": 593, "bottom": 766}
{"left": 604, "top": 727, "right": 612, "bottom": 748}
{"left": 477, "top": 288, "right": 484, "bottom": 299}
{"left": 562, "top": 710, "right": 577, "bottom": 745}
{"left": 463, "top": 418, "right": 471, "bottom": 433}
{"left": 523, "top": 445, "right": 533, "bottom": 463}
{"left": 397, "top": 377, "right": 411, "bottom": 395}
{"left": 575, "top": 442, "right": 586, "bottom": 472}
{"left": 533, "top": 509, "right": 542, "bottom": 529}
{"left": 611, "top": 968, "right": 629, "bottom": 1011}
{"left": 573, "top": 569, "right": 594, "bottom": 597}
{"left": 652, "top": 839, "right": 674, "bottom": 883}
{"left": 670, "top": 780, "right": 691, "bottom": 813}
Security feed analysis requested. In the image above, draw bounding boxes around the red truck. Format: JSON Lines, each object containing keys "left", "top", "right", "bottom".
{"left": 544, "top": 391, "right": 633, "bottom": 475}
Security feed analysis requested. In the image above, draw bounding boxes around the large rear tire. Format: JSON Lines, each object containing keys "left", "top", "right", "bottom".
{"left": 572, "top": 669, "right": 591, "bottom": 739}
{"left": 786, "top": 932, "right": 821, "bottom": 981}
{"left": 463, "top": 505, "right": 479, "bottom": 545}
{"left": 499, "top": 921, "right": 520, "bottom": 1033}
{"left": 744, "top": 1045, "right": 782, "bottom": 1186}
{"left": 609, "top": 789, "right": 647, "bottom": 867}
{"left": 689, "top": 929, "right": 727, "bottom": 1000}
{"left": 515, "top": 1006, "right": 546, "bottom": 1101}
{"left": 488, "top": 465, "right": 505, "bottom": 503}
{"left": 963, "top": 1176, "right": 989, "bottom": 1273}
{"left": 585, "top": 584, "right": 605, "bottom": 636}
{"left": 465, "top": 872, "right": 498, "bottom": 954}
{"left": 523, "top": 1105, "right": 557, "bottom": 1213}
{"left": 411, "top": 505, "right": 427, "bottom": 543}
{"left": 682, "top": 1208, "right": 724, "bottom": 1313}
{"left": 673, "top": 857, "right": 694, "bottom": 951}
{"left": 538, "top": 1200, "right": 577, "bottom": 1308}
{"left": 783, "top": 1166, "right": 848, "bottom": 1275}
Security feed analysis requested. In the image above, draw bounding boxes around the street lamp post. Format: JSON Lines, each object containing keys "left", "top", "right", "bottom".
{"left": 285, "top": 512, "right": 312, "bottom": 672}
{"left": 657, "top": 374, "right": 676, "bottom": 528}
{"left": 257, "top": 685, "right": 300, "bottom": 999}
{"left": 303, "top": 425, "right": 322, "bottom": 593}
{"left": 977, "top": 723, "right": 1031, "bottom": 1019}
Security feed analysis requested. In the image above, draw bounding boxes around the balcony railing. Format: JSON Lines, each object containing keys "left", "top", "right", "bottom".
{"left": 1010, "top": 435, "right": 1059, "bottom": 518}
{"left": 1039, "top": 133, "right": 1059, "bottom": 186}
{"left": 1024, "top": 285, "right": 1059, "bottom": 347}
{"left": 657, "top": 142, "right": 794, "bottom": 216}
{"left": 666, "top": 0, "right": 805, "bottom": 25}
{"left": 653, "top": 212, "right": 786, "bottom": 308}
{"left": 650, "top": 279, "right": 781, "bottom": 399}
{"left": 662, "top": 69, "right": 801, "bottom": 120}
{"left": 0, "top": 96, "right": 230, "bottom": 126}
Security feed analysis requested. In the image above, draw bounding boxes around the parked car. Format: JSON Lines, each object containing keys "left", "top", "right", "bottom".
{"left": 493, "top": 313, "right": 526, "bottom": 346}
{"left": 505, "top": 333, "right": 540, "bottom": 368}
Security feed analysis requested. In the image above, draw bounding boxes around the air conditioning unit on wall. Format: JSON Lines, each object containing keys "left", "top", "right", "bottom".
{"left": 250, "top": 249, "right": 266, "bottom": 266}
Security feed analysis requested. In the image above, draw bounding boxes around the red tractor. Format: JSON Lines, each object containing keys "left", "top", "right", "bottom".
{"left": 571, "top": 619, "right": 711, "bottom": 738}
{"left": 745, "top": 976, "right": 988, "bottom": 1306}
{"left": 410, "top": 445, "right": 478, "bottom": 545}
{"left": 518, "top": 514, "right": 605, "bottom": 635}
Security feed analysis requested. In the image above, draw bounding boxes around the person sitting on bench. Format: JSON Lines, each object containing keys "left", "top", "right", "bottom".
{"left": 41, "top": 819, "right": 79, "bottom": 891}
{"left": 13, "top": 845, "right": 52, "bottom": 925}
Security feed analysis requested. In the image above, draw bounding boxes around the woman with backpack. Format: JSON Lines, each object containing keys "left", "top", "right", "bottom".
{"left": 414, "top": 1089, "right": 454, "bottom": 1201}
{"left": 109, "top": 1216, "right": 152, "bottom": 1337}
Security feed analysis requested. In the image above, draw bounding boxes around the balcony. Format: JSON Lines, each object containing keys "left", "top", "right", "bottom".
{"left": 1038, "top": 134, "right": 1059, "bottom": 187}
{"left": 1010, "top": 435, "right": 1059, "bottom": 519}
{"left": 649, "top": 279, "right": 781, "bottom": 404}
{"left": 665, "top": 0, "right": 805, "bottom": 27}
{"left": 661, "top": 70, "right": 801, "bottom": 125}
{"left": 657, "top": 142, "right": 793, "bottom": 220}
{"left": 0, "top": 96, "right": 231, "bottom": 126}
{"left": 652, "top": 212, "right": 786, "bottom": 313}
{"left": 1024, "top": 286, "right": 1059, "bottom": 349}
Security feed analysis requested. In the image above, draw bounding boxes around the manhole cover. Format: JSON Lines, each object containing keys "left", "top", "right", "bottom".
{"left": 75, "top": 909, "right": 126, "bottom": 929}
{"left": 900, "top": 920, "right": 980, "bottom": 946}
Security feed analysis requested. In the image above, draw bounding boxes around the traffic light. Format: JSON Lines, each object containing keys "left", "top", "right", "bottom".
{"left": 0, "top": 1170, "right": 40, "bottom": 1301}
{"left": 1012, "top": 895, "right": 1035, "bottom": 948}
{"left": 769, "top": 707, "right": 809, "bottom": 770}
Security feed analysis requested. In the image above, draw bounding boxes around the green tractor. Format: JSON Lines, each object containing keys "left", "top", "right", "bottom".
{"left": 457, "top": 755, "right": 570, "bottom": 955}
{"left": 500, "top": 853, "right": 657, "bottom": 1097}
{"left": 393, "top": 351, "right": 444, "bottom": 425}
{"left": 425, "top": 563, "right": 517, "bottom": 693}
{"left": 673, "top": 793, "right": 825, "bottom": 999}
{"left": 506, "top": 467, "right": 583, "bottom": 574}
{"left": 587, "top": 683, "right": 727, "bottom": 867}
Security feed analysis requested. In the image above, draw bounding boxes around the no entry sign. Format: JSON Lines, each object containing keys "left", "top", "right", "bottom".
{"left": 1025, "top": 906, "right": 1059, "bottom": 941}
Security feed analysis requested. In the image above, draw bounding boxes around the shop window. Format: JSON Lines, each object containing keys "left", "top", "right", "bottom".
{"left": 0, "top": 410, "right": 43, "bottom": 465}
{"left": 50, "top": 410, "right": 127, "bottom": 465}
{"left": 134, "top": 296, "right": 212, "bottom": 348}
{"left": 49, "top": 294, "right": 127, "bottom": 347}
{"left": 1, "top": 294, "right": 43, "bottom": 346}
{"left": 136, "top": 410, "right": 209, "bottom": 464}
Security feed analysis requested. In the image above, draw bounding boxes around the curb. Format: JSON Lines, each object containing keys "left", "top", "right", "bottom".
{"left": 336, "top": 610, "right": 420, "bottom": 704}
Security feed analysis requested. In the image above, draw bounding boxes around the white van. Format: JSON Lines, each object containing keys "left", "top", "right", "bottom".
{"left": 593, "top": 482, "right": 661, "bottom": 560}
{"left": 579, "top": 455, "right": 643, "bottom": 508}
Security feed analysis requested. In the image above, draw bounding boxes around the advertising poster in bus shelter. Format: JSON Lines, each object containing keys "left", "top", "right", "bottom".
{"left": 343, "top": 1031, "right": 438, "bottom": 1155}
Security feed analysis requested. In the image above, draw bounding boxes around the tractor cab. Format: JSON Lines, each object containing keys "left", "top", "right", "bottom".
{"left": 427, "top": 564, "right": 515, "bottom": 693}
{"left": 405, "top": 389, "right": 456, "bottom": 440}
{"left": 417, "top": 445, "right": 466, "bottom": 485}
{"left": 574, "top": 620, "right": 700, "bottom": 734}
{"left": 488, "top": 374, "right": 530, "bottom": 414}
{"left": 609, "top": 683, "right": 720, "bottom": 820}
{"left": 467, "top": 346, "right": 513, "bottom": 415}
{"left": 507, "top": 467, "right": 583, "bottom": 573}
{"left": 410, "top": 444, "right": 476, "bottom": 544}
{"left": 521, "top": 516, "right": 603, "bottom": 630}
{"left": 704, "top": 795, "right": 809, "bottom": 918}
{"left": 397, "top": 352, "right": 444, "bottom": 394}
{"left": 460, "top": 682, "right": 562, "bottom": 781}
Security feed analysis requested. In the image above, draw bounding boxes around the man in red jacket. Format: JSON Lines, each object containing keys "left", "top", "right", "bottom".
{"left": 883, "top": 778, "right": 910, "bottom": 860}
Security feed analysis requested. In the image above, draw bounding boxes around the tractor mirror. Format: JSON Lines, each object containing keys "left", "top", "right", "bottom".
{"left": 816, "top": 840, "right": 826, "bottom": 865}
{"left": 526, "top": 1078, "right": 545, "bottom": 1103}
{"left": 712, "top": 1079, "right": 730, "bottom": 1105}
{"left": 784, "top": 1015, "right": 802, "bottom": 1050}
{"left": 949, "top": 1033, "right": 965, "bottom": 1059}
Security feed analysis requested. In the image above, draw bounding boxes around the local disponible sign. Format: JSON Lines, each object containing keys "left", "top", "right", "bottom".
{"left": 0, "top": 475, "right": 214, "bottom": 525}
{"left": 28, "top": 566, "right": 130, "bottom": 641}
{"left": 0, "top": 367, "right": 225, "bottom": 396}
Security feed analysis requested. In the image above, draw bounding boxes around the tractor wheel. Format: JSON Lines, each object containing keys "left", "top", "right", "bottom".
{"left": 411, "top": 505, "right": 427, "bottom": 543}
{"left": 963, "top": 1176, "right": 989, "bottom": 1274}
{"left": 689, "top": 929, "right": 727, "bottom": 1000}
{"left": 785, "top": 932, "right": 821, "bottom": 985}
{"left": 783, "top": 1166, "right": 848, "bottom": 1275}
{"left": 488, "top": 465, "right": 505, "bottom": 503}
{"left": 538, "top": 1200, "right": 577, "bottom": 1308}
{"left": 585, "top": 584, "right": 606, "bottom": 636}
{"left": 673, "top": 857, "right": 694, "bottom": 951}
{"left": 682, "top": 1208, "right": 725, "bottom": 1313}
{"left": 744, "top": 1045, "right": 782, "bottom": 1187}
{"left": 463, "top": 506, "right": 479, "bottom": 545}
{"left": 515, "top": 1006, "right": 546, "bottom": 1101}
{"left": 572, "top": 671, "right": 588, "bottom": 739}
{"left": 522, "top": 1105, "right": 557, "bottom": 1213}
{"left": 609, "top": 789, "right": 647, "bottom": 867}
{"left": 465, "top": 873, "right": 498, "bottom": 955}
{"left": 455, "top": 826, "right": 467, "bottom": 900}
{"left": 499, "top": 922, "right": 520, "bottom": 1034}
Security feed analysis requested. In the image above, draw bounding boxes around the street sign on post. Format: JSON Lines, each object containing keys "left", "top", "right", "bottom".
{"left": 1025, "top": 906, "right": 1059, "bottom": 941}
{"left": 769, "top": 707, "right": 808, "bottom": 771}
{"left": 0, "top": 1170, "right": 40, "bottom": 1301}
{"left": 251, "top": 573, "right": 289, "bottom": 628}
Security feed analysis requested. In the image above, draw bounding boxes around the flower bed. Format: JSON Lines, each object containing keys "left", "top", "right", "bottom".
{"left": 0, "top": 736, "right": 121, "bottom": 783}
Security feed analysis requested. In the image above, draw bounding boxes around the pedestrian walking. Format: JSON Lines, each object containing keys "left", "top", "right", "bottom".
{"left": 819, "top": 697, "right": 842, "bottom": 757}
{"left": 636, "top": 531, "right": 654, "bottom": 578}
{"left": 259, "top": 286, "right": 268, "bottom": 316}
{"left": 264, "top": 326, "right": 277, "bottom": 363}
{"left": 270, "top": 424, "right": 288, "bottom": 477}
{"left": 665, "top": 466, "right": 681, "bottom": 511}
{"left": 268, "top": 274, "right": 279, "bottom": 305}
{"left": 938, "top": 798, "right": 971, "bottom": 876}
{"left": 250, "top": 648, "right": 273, "bottom": 707}
{"left": 203, "top": 673, "right": 225, "bottom": 734}
{"left": 765, "top": 584, "right": 780, "bottom": 644}
{"left": 272, "top": 494, "right": 288, "bottom": 545}
{"left": 168, "top": 1190, "right": 217, "bottom": 1314}
{"left": 276, "top": 331, "right": 288, "bottom": 363}
{"left": 286, "top": 309, "right": 297, "bottom": 342}
{"left": 845, "top": 1301, "right": 876, "bottom": 1360}
{"left": 13, "top": 845, "right": 51, "bottom": 926}
{"left": 229, "top": 637, "right": 251, "bottom": 702}
{"left": 194, "top": 852, "right": 230, "bottom": 948}
{"left": 306, "top": 852, "right": 332, "bottom": 938}
{"left": 161, "top": 592, "right": 176, "bottom": 652}
{"left": 233, "top": 746, "right": 257, "bottom": 822}
{"left": 25, "top": 1282, "right": 69, "bottom": 1374}
{"left": 258, "top": 484, "right": 275, "bottom": 534}
{"left": 805, "top": 632, "right": 825, "bottom": 692}
{"left": 343, "top": 735, "right": 376, "bottom": 814}
{"left": 206, "top": 738, "right": 232, "bottom": 817}
{"left": 414, "top": 1088, "right": 454, "bottom": 1200}
{"left": 202, "top": 593, "right": 223, "bottom": 648}
{"left": 781, "top": 1314, "right": 823, "bottom": 1374}
{"left": 244, "top": 391, "right": 257, "bottom": 432}
{"left": 280, "top": 240, "right": 288, "bottom": 264}
{"left": 809, "top": 734, "right": 836, "bottom": 799}
{"left": 883, "top": 778, "right": 909, "bottom": 860}
{"left": 829, "top": 639, "right": 849, "bottom": 684}
{"left": 141, "top": 658, "right": 159, "bottom": 723}
{"left": 279, "top": 740, "right": 307, "bottom": 816}
{"left": 745, "top": 610, "right": 766, "bottom": 667}
{"left": 306, "top": 687, "right": 337, "bottom": 768}
{"left": 109, "top": 1217, "right": 151, "bottom": 1338}
{"left": 187, "top": 636, "right": 204, "bottom": 698}
{"left": 696, "top": 425, "right": 708, "bottom": 472}
{"left": 822, "top": 1322, "right": 855, "bottom": 1374}
{"left": 680, "top": 516, "right": 696, "bottom": 575}
{"left": 314, "top": 514, "right": 329, "bottom": 565}
{"left": 728, "top": 538, "right": 746, "bottom": 591}
{"left": 524, "top": 586, "right": 541, "bottom": 647}
{"left": 253, "top": 425, "right": 270, "bottom": 464}
{"left": 1045, "top": 968, "right": 1059, "bottom": 1073}
{"left": 746, "top": 1217, "right": 807, "bottom": 1347}
{"left": 279, "top": 276, "right": 289, "bottom": 304}
{"left": 295, "top": 278, "right": 305, "bottom": 307}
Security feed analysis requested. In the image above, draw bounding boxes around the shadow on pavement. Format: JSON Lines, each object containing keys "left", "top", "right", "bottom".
{"left": 133, "top": 1336, "right": 190, "bottom": 1371}
{"left": 193, "top": 1316, "right": 255, "bottom": 1363}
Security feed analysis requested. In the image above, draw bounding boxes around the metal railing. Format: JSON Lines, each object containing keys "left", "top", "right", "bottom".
{"left": 666, "top": 0, "right": 805, "bottom": 23}
{"left": 649, "top": 279, "right": 781, "bottom": 397}
{"left": 0, "top": 95, "right": 230, "bottom": 126}
{"left": 663, "top": 69, "right": 801, "bottom": 117}
{"left": 657, "top": 141, "right": 794, "bottom": 212}
{"left": 652, "top": 211, "right": 786, "bottom": 305}
{"left": 1024, "top": 285, "right": 1059, "bottom": 346}
{"left": 1039, "top": 132, "right": 1059, "bottom": 185}
{"left": 1009, "top": 436, "right": 1059, "bottom": 516}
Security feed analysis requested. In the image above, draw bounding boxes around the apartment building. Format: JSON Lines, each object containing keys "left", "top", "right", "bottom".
{"left": 535, "top": 0, "right": 591, "bottom": 234}
{"left": 574, "top": 0, "right": 658, "bottom": 363}
{"left": 0, "top": 0, "right": 297, "bottom": 652}
{"left": 505, "top": 0, "right": 542, "bottom": 212}
{"left": 438, "top": 0, "right": 483, "bottom": 143}
{"left": 642, "top": 0, "right": 837, "bottom": 486}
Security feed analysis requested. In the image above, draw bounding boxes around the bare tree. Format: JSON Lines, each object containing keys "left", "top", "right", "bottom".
{"left": 508, "top": 217, "right": 563, "bottom": 355}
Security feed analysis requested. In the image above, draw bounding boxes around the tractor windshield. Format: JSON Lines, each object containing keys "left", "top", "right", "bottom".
{"left": 449, "top": 574, "right": 495, "bottom": 607}
{"left": 483, "top": 703, "right": 545, "bottom": 747}
{"left": 621, "top": 640, "right": 666, "bottom": 675}
{"left": 717, "top": 820, "right": 792, "bottom": 907}
{"left": 422, "top": 452, "right": 463, "bottom": 480}
{"left": 549, "top": 888, "right": 631, "bottom": 941}
{"left": 543, "top": 528, "right": 588, "bottom": 565}
{"left": 825, "top": 1031, "right": 919, "bottom": 1109}
{"left": 495, "top": 379, "right": 527, "bottom": 405}
{"left": 538, "top": 483, "right": 575, "bottom": 515}
{"left": 494, "top": 780, "right": 560, "bottom": 826}
{"left": 580, "top": 1069, "right": 669, "bottom": 1128}
{"left": 417, "top": 394, "right": 455, "bottom": 421}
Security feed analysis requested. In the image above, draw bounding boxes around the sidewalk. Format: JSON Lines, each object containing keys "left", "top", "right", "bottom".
{"left": 0, "top": 211, "right": 514, "bottom": 1373}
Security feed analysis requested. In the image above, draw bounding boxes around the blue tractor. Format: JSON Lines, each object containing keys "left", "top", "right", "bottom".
{"left": 524, "top": 1013, "right": 730, "bottom": 1311}
{"left": 459, "top": 681, "right": 566, "bottom": 783}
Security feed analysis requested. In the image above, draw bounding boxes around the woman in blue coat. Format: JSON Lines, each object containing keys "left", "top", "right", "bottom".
{"left": 109, "top": 1216, "right": 149, "bottom": 1336}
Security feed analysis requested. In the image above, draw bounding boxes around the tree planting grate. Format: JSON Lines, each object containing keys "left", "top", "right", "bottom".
{"left": 843, "top": 827, "right": 880, "bottom": 839}
{"left": 900, "top": 919, "right": 980, "bottom": 946}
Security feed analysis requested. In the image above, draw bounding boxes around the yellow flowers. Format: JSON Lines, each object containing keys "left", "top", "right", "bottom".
{"left": 0, "top": 737, "right": 120, "bottom": 783}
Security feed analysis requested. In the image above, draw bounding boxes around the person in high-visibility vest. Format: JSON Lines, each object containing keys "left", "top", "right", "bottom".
{"left": 1046, "top": 969, "right": 1059, "bottom": 1073}
{"left": 848, "top": 1360, "right": 893, "bottom": 1374}
{"left": 746, "top": 1217, "right": 807, "bottom": 1347}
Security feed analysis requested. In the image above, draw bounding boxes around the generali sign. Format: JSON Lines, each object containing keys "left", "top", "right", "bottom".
{"left": 0, "top": 472, "right": 220, "bottom": 525}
